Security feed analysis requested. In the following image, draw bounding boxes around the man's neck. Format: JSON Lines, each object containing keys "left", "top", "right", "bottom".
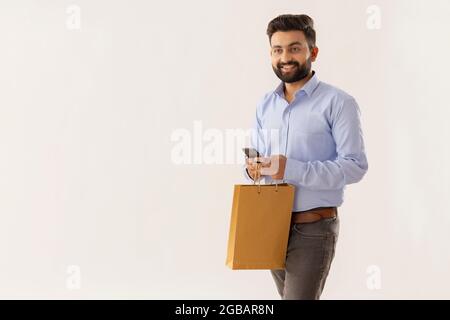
{"left": 284, "top": 71, "right": 314, "bottom": 99}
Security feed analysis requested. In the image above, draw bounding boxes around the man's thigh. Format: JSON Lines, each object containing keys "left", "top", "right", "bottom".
{"left": 270, "top": 216, "right": 339, "bottom": 300}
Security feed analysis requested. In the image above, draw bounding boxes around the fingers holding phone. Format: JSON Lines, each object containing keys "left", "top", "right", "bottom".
{"left": 246, "top": 161, "right": 262, "bottom": 181}
{"left": 243, "top": 148, "right": 268, "bottom": 181}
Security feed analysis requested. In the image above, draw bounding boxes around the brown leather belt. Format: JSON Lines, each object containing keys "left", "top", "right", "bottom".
{"left": 291, "top": 207, "right": 337, "bottom": 225}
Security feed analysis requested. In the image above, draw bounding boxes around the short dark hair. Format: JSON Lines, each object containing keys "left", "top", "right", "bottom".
{"left": 266, "top": 14, "right": 316, "bottom": 50}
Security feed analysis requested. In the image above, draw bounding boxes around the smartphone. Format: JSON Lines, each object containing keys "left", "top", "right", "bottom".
{"left": 242, "top": 147, "right": 261, "bottom": 160}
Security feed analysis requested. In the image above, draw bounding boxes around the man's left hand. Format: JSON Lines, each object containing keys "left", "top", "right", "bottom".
{"left": 256, "top": 155, "right": 287, "bottom": 180}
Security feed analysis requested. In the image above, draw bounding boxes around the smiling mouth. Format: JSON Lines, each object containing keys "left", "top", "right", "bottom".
{"left": 281, "top": 65, "right": 297, "bottom": 72}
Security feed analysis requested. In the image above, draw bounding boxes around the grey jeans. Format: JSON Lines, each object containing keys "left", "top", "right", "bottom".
{"left": 270, "top": 214, "right": 339, "bottom": 300}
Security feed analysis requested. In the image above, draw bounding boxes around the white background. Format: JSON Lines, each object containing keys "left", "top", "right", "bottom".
{"left": 1, "top": 0, "right": 449, "bottom": 299}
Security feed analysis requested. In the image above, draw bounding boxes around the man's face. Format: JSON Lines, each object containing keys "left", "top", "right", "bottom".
{"left": 270, "top": 31, "right": 317, "bottom": 83}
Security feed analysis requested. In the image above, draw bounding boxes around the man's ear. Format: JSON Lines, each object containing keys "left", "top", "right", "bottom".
{"left": 310, "top": 46, "right": 319, "bottom": 62}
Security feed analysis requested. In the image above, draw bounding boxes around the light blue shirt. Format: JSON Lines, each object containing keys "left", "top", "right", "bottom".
{"left": 243, "top": 71, "right": 368, "bottom": 212}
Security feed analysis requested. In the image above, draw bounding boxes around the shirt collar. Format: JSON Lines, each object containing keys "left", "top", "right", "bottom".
{"left": 274, "top": 70, "right": 319, "bottom": 98}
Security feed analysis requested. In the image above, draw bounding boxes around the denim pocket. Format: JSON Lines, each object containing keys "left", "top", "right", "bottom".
{"left": 292, "top": 222, "right": 328, "bottom": 239}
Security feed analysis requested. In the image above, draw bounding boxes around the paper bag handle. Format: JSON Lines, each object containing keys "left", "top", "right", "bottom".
{"left": 253, "top": 163, "right": 285, "bottom": 193}
{"left": 253, "top": 162, "right": 262, "bottom": 194}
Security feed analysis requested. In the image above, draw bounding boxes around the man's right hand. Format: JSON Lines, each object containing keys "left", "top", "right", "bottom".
{"left": 245, "top": 157, "right": 270, "bottom": 181}
{"left": 246, "top": 158, "right": 260, "bottom": 181}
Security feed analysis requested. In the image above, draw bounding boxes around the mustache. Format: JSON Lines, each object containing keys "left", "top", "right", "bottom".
{"left": 278, "top": 62, "right": 299, "bottom": 68}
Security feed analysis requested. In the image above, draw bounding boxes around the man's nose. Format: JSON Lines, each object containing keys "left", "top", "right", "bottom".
{"left": 280, "top": 51, "right": 293, "bottom": 64}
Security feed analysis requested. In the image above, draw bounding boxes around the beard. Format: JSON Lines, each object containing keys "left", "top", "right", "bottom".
{"left": 272, "top": 58, "right": 312, "bottom": 83}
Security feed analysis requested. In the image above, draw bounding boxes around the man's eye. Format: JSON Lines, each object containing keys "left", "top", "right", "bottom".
{"left": 291, "top": 47, "right": 301, "bottom": 52}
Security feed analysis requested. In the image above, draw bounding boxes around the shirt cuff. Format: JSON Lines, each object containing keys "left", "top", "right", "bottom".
{"left": 284, "top": 158, "right": 308, "bottom": 184}
{"left": 243, "top": 165, "right": 254, "bottom": 182}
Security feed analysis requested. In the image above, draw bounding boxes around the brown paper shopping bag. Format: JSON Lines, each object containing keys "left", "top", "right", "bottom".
{"left": 226, "top": 181, "right": 295, "bottom": 270}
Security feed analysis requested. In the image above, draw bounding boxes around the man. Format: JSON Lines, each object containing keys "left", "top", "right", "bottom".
{"left": 243, "top": 14, "right": 368, "bottom": 300}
